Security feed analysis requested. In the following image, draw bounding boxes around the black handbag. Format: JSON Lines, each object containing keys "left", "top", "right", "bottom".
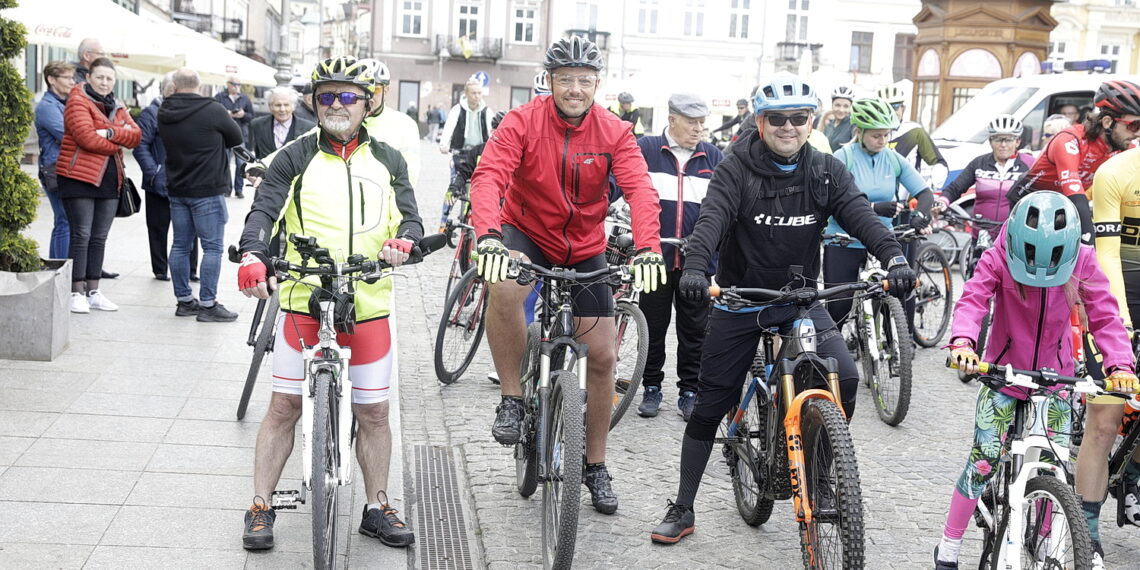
{"left": 116, "top": 177, "right": 141, "bottom": 218}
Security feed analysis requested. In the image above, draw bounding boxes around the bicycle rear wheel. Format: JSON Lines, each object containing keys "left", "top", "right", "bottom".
{"left": 799, "top": 398, "right": 865, "bottom": 570}
{"left": 723, "top": 384, "right": 774, "bottom": 526}
{"left": 912, "top": 243, "right": 953, "bottom": 348}
{"left": 989, "top": 476, "right": 1093, "bottom": 570}
{"left": 543, "top": 371, "right": 584, "bottom": 570}
{"left": 864, "top": 296, "right": 913, "bottom": 426}
{"left": 311, "top": 370, "right": 339, "bottom": 570}
{"left": 516, "top": 322, "right": 541, "bottom": 498}
{"left": 610, "top": 300, "right": 648, "bottom": 430}
{"left": 434, "top": 268, "right": 488, "bottom": 384}
{"left": 238, "top": 295, "right": 278, "bottom": 420}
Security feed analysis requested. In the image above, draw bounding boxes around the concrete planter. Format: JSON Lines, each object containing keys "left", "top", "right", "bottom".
{"left": 0, "top": 258, "right": 71, "bottom": 361}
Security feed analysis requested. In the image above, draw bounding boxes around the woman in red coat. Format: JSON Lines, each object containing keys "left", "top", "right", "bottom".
{"left": 55, "top": 57, "right": 140, "bottom": 314}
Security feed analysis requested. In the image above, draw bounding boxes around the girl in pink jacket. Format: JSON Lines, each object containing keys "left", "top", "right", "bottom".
{"left": 935, "top": 191, "right": 1136, "bottom": 569}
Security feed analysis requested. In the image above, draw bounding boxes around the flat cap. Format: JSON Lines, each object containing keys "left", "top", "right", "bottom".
{"left": 668, "top": 93, "right": 708, "bottom": 118}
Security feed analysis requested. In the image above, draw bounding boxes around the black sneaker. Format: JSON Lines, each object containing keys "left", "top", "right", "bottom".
{"left": 492, "top": 396, "right": 525, "bottom": 445}
{"left": 359, "top": 504, "right": 415, "bottom": 547}
{"left": 175, "top": 299, "right": 200, "bottom": 317}
{"left": 584, "top": 463, "right": 618, "bottom": 514}
{"left": 638, "top": 386, "right": 662, "bottom": 417}
{"left": 197, "top": 302, "right": 238, "bottom": 322}
{"left": 677, "top": 391, "right": 697, "bottom": 422}
{"left": 650, "top": 500, "right": 694, "bottom": 544}
{"left": 242, "top": 496, "right": 276, "bottom": 550}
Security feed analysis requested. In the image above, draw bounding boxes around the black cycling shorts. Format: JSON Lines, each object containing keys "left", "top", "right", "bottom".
{"left": 501, "top": 224, "right": 614, "bottom": 318}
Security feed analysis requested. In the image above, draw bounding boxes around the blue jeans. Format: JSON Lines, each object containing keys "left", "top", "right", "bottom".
{"left": 39, "top": 166, "right": 69, "bottom": 259}
{"left": 170, "top": 195, "right": 228, "bottom": 303}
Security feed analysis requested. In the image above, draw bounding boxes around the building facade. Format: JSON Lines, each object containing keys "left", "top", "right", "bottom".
{"left": 1049, "top": 0, "right": 1140, "bottom": 74}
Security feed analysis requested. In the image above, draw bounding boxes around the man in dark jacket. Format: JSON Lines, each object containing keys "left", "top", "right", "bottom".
{"left": 214, "top": 75, "right": 255, "bottom": 197}
{"left": 649, "top": 74, "right": 916, "bottom": 545}
{"left": 248, "top": 87, "right": 315, "bottom": 160}
{"left": 158, "top": 68, "right": 244, "bottom": 323}
{"left": 619, "top": 93, "right": 723, "bottom": 420}
{"left": 134, "top": 74, "right": 199, "bottom": 282}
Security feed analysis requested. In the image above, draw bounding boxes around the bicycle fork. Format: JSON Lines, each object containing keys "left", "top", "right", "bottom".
{"left": 534, "top": 339, "right": 588, "bottom": 482}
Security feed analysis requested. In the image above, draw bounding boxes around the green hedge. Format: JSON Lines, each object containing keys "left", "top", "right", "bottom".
{"left": 0, "top": 6, "right": 39, "bottom": 272}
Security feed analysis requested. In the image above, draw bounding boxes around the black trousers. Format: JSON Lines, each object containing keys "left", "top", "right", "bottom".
{"left": 145, "top": 191, "right": 198, "bottom": 277}
{"left": 684, "top": 304, "right": 859, "bottom": 441}
{"left": 637, "top": 268, "right": 708, "bottom": 393}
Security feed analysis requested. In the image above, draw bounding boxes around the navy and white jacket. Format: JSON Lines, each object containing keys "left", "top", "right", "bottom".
{"left": 615, "top": 130, "right": 723, "bottom": 272}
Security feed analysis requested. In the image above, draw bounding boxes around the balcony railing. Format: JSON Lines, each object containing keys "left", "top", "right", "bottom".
{"left": 566, "top": 28, "right": 610, "bottom": 50}
{"left": 776, "top": 41, "right": 823, "bottom": 72}
{"left": 435, "top": 34, "right": 503, "bottom": 61}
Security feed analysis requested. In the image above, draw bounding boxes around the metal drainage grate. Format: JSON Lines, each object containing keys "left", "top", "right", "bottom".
{"left": 414, "top": 445, "right": 474, "bottom": 570}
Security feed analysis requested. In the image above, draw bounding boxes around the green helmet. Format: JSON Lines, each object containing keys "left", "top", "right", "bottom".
{"left": 850, "top": 97, "right": 900, "bottom": 130}
{"left": 1004, "top": 191, "right": 1081, "bottom": 287}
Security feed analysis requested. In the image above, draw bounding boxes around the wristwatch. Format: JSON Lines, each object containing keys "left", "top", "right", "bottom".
{"left": 887, "top": 255, "right": 908, "bottom": 269}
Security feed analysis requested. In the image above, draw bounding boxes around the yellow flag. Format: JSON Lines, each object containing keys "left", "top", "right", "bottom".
{"left": 458, "top": 35, "right": 473, "bottom": 59}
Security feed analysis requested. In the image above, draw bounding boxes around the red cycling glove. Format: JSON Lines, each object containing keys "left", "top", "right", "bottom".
{"left": 382, "top": 238, "right": 413, "bottom": 254}
{"left": 238, "top": 251, "right": 274, "bottom": 290}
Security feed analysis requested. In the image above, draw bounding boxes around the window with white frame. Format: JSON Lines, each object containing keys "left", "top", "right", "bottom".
{"left": 850, "top": 31, "right": 873, "bottom": 73}
{"left": 638, "top": 0, "right": 658, "bottom": 34}
{"left": 512, "top": 1, "right": 538, "bottom": 43}
{"left": 785, "top": 0, "right": 808, "bottom": 42}
{"left": 684, "top": 0, "right": 705, "bottom": 37}
{"left": 575, "top": 1, "right": 598, "bottom": 29}
{"left": 1100, "top": 42, "right": 1121, "bottom": 72}
{"left": 457, "top": 1, "right": 481, "bottom": 41}
{"left": 398, "top": 0, "right": 425, "bottom": 36}
{"left": 728, "top": 0, "right": 750, "bottom": 39}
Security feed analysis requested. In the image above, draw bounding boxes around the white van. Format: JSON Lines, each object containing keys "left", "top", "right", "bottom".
{"left": 932, "top": 73, "right": 1140, "bottom": 186}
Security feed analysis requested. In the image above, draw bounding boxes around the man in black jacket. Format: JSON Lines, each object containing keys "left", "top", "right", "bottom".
{"left": 215, "top": 75, "right": 255, "bottom": 197}
{"left": 158, "top": 68, "right": 244, "bottom": 323}
{"left": 248, "top": 87, "right": 316, "bottom": 160}
{"left": 649, "top": 75, "right": 916, "bottom": 545}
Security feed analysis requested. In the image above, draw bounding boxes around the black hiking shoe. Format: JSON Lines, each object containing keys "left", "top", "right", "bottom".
{"left": 492, "top": 396, "right": 525, "bottom": 445}
{"left": 197, "top": 302, "right": 238, "bottom": 322}
{"left": 359, "top": 504, "right": 415, "bottom": 547}
{"left": 175, "top": 299, "right": 200, "bottom": 317}
{"left": 650, "top": 500, "right": 695, "bottom": 544}
{"left": 584, "top": 463, "right": 618, "bottom": 514}
{"left": 242, "top": 496, "right": 276, "bottom": 550}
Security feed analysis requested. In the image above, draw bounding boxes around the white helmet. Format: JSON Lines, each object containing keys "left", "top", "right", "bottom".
{"left": 533, "top": 71, "right": 550, "bottom": 95}
{"left": 831, "top": 85, "right": 855, "bottom": 101}
{"left": 988, "top": 114, "right": 1024, "bottom": 137}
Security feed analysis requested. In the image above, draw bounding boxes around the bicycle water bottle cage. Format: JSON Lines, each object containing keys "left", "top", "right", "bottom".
{"left": 308, "top": 289, "right": 357, "bottom": 334}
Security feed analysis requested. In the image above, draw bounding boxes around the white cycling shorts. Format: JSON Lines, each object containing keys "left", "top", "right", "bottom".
{"left": 271, "top": 313, "right": 394, "bottom": 404}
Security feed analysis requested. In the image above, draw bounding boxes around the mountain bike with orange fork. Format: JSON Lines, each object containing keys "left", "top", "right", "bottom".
{"left": 712, "top": 280, "right": 884, "bottom": 569}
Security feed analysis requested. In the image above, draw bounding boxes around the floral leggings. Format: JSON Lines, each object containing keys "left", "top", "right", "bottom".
{"left": 954, "top": 384, "right": 1072, "bottom": 499}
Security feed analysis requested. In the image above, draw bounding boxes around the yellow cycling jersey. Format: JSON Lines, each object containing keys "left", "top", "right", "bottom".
{"left": 1090, "top": 146, "right": 1140, "bottom": 327}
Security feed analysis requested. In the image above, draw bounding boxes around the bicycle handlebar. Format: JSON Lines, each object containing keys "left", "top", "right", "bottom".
{"left": 945, "top": 358, "right": 1113, "bottom": 395}
{"left": 708, "top": 280, "right": 887, "bottom": 308}
{"left": 226, "top": 233, "right": 446, "bottom": 279}
{"left": 508, "top": 258, "right": 630, "bottom": 287}
{"left": 939, "top": 207, "right": 1003, "bottom": 229}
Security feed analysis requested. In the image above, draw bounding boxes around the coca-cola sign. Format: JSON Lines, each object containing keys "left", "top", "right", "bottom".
{"left": 34, "top": 24, "right": 73, "bottom": 39}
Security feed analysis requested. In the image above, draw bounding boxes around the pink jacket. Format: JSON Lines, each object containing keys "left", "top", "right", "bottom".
{"left": 951, "top": 223, "right": 1132, "bottom": 376}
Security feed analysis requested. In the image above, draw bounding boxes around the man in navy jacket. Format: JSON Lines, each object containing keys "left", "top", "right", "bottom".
{"left": 622, "top": 93, "right": 723, "bottom": 420}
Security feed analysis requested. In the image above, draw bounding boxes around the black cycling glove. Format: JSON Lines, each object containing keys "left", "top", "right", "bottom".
{"left": 678, "top": 270, "right": 710, "bottom": 303}
{"left": 872, "top": 201, "right": 898, "bottom": 217}
{"left": 885, "top": 262, "right": 916, "bottom": 300}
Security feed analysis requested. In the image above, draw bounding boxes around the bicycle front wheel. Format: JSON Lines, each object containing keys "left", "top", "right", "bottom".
{"left": 865, "top": 296, "right": 913, "bottom": 426}
{"left": 238, "top": 294, "right": 278, "bottom": 420}
{"left": 516, "top": 322, "right": 541, "bottom": 498}
{"left": 610, "top": 300, "right": 648, "bottom": 430}
{"left": 989, "top": 475, "right": 1093, "bottom": 570}
{"left": 311, "top": 370, "right": 339, "bottom": 570}
{"left": 434, "top": 267, "right": 488, "bottom": 384}
{"left": 543, "top": 371, "right": 584, "bottom": 570}
{"left": 799, "top": 398, "right": 865, "bottom": 570}
{"left": 912, "top": 243, "right": 953, "bottom": 348}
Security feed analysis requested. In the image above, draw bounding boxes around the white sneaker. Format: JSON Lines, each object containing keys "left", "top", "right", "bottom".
{"left": 87, "top": 290, "right": 119, "bottom": 311}
{"left": 70, "top": 292, "right": 90, "bottom": 313}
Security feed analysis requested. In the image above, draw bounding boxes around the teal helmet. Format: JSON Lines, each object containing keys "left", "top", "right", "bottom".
{"left": 1004, "top": 191, "right": 1081, "bottom": 287}
{"left": 850, "top": 97, "right": 900, "bottom": 130}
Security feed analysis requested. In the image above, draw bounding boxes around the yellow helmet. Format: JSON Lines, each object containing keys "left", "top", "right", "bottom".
{"left": 311, "top": 55, "right": 378, "bottom": 97}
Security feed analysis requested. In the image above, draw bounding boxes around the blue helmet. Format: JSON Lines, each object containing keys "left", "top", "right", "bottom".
{"left": 1004, "top": 191, "right": 1081, "bottom": 287}
{"left": 752, "top": 74, "right": 817, "bottom": 115}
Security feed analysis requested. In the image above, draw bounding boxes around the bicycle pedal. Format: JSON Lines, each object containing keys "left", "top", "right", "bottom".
{"left": 271, "top": 489, "right": 305, "bottom": 509}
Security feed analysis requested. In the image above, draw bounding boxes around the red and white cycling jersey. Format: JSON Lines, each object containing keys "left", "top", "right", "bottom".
{"left": 1018, "top": 124, "right": 1120, "bottom": 196}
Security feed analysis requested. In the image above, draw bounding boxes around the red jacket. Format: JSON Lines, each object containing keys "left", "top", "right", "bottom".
{"left": 470, "top": 96, "right": 661, "bottom": 265}
{"left": 56, "top": 83, "right": 141, "bottom": 188}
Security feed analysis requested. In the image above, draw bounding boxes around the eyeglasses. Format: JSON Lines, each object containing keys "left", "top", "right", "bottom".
{"left": 764, "top": 113, "right": 811, "bottom": 127}
{"left": 990, "top": 136, "right": 1018, "bottom": 145}
{"left": 228, "top": 81, "right": 241, "bottom": 86}
{"left": 1042, "top": 132, "right": 1056, "bottom": 139}
{"left": 890, "top": 102, "right": 904, "bottom": 110}
{"left": 551, "top": 74, "right": 599, "bottom": 88}
{"left": 316, "top": 91, "right": 368, "bottom": 106}
{"left": 1114, "top": 118, "right": 1140, "bottom": 133}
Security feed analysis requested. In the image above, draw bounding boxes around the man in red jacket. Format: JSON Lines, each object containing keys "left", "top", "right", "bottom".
{"left": 469, "top": 36, "right": 665, "bottom": 515}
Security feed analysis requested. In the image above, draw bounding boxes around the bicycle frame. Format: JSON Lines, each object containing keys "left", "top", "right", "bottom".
{"left": 299, "top": 290, "right": 356, "bottom": 492}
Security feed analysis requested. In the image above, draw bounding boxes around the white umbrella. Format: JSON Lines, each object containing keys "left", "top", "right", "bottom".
{"left": 3, "top": 0, "right": 183, "bottom": 74}
{"left": 159, "top": 21, "right": 278, "bottom": 87}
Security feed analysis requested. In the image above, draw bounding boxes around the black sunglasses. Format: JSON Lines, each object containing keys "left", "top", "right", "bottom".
{"left": 765, "top": 113, "right": 811, "bottom": 127}
{"left": 316, "top": 92, "right": 368, "bottom": 106}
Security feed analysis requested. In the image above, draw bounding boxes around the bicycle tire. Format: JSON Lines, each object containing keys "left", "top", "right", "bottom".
{"left": 799, "top": 398, "right": 865, "bottom": 570}
{"left": 866, "top": 296, "right": 913, "bottom": 426}
{"left": 988, "top": 476, "right": 1093, "bottom": 570}
{"left": 727, "top": 387, "right": 774, "bottom": 526}
{"left": 960, "top": 236, "right": 977, "bottom": 282}
{"left": 434, "top": 268, "right": 487, "bottom": 384}
{"left": 543, "top": 371, "right": 584, "bottom": 570}
{"left": 912, "top": 243, "right": 953, "bottom": 348}
{"left": 311, "top": 370, "right": 339, "bottom": 570}
{"left": 238, "top": 295, "right": 278, "bottom": 420}
{"left": 610, "top": 300, "right": 648, "bottom": 430}
{"left": 516, "top": 322, "right": 542, "bottom": 498}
